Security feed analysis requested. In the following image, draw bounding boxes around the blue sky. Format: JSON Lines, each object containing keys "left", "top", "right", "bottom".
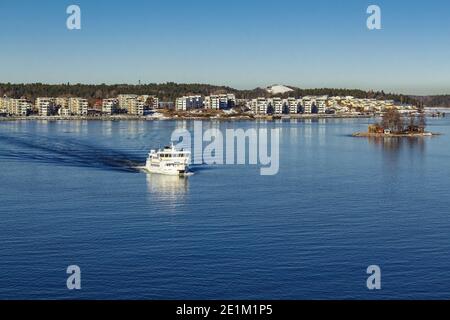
{"left": 0, "top": 0, "right": 449, "bottom": 94}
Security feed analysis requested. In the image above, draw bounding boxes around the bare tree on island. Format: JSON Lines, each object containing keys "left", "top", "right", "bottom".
{"left": 417, "top": 101, "right": 426, "bottom": 133}
{"left": 381, "top": 108, "right": 404, "bottom": 133}
{"left": 407, "top": 113, "right": 416, "bottom": 132}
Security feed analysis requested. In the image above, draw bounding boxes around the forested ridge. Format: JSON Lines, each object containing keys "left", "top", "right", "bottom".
{"left": 0, "top": 82, "right": 438, "bottom": 106}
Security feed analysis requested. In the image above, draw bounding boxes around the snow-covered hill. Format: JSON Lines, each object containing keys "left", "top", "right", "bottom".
{"left": 266, "top": 85, "right": 294, "bottom": 95}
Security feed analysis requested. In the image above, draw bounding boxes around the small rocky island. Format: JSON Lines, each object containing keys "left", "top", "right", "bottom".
{"left": 353, "top": 108, "right": 439, "bottom": 137}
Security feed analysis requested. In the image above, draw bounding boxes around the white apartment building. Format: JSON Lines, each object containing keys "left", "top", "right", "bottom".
{"left": 301, "top": 96, "right": 327, "bottom": 114}
{"left": 286, "top": 97, "right": 300, "bottom": 114}
{"left": 3, "top": 98, "right": 31, "bottom": 116}
{"left": 127, "top": 99, "right": 144, "bottom": 116}
{"left": 175, "top": 97, "right": 187, "bottom": 111}
{"left": 270, "top": 97, "right": 284, "bottom": 114}
{"left": 175, "top": 95, "right": 204, "bottom": 111}
{"left": 204, "top": 94, "right": 231, "bottom": 110}
{"left": 204, "top": 94, "right": 236, "bottom": 110}
{"left": 20, "top": 99, "right": 32, "bottom": 115}
{"left": 56, "top": 97, "right": 69, "bottom": 109}
{"left": 36, "top": 97, "right": 56, "bottom": 116}
{"left": 69, "top": 98, "right": 88, "bottom": 115}
{"left": 137, "top": 95, "right": 150, "bottom": 104}
{"left": 316, "top": 96, "right": 328, "bottom": 114}
{"left": 250, "top": 98, "right": 269, "bottom": 115}
{"left": 102, "top": 98, "right": 119, "bottom": 115}
{"left": 118, "top": 94, "right": 138, "bottom": 110}
{"left": 302, "top": 97, "right": 314, "bottom": 114}
{"left": 251, "top": 97, "right": 302, "bottom": 115}
{"left": 152, "top": 97, "right": 160, "bottom": 109}
{"left": 0, "top": 97, "right": 9, "bottom": 113}
{"left": 117, "top": 94, "right": 145, "bottom": 115}
{"left": 58, "top": 106, "right": 71, "bottom": 117}
{"left": 226, "top": 94, "right": 236, "bottom": 108}
{"left": 137, "top": 95, "right": 159, "bottom": 109}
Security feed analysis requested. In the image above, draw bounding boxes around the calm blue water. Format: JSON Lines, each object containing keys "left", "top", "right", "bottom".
{"left": 1, "top": 118, "right": 450, "bottom": 300}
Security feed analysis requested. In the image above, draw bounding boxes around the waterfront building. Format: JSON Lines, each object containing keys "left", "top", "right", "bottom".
{"left": 152, "top": 97, "right": 160, "bottom": 109}
{"left": 316, "top": 96, "right": 328, "bottom": 114}
{"left": 92, "top": 99, "right": 103, "bottom": 112}
{"left": 286, "top": 97, "right": 301, "bottom": 114}
{"left": 4, "top": 98, "right": 32, "bottom": 116}
{"left": 175, "top": 95, "right": 204, "bottom": 111}
{"left": 117, "top": 94, "right": 145, "bottom": 115}
{"left": 0, "top": 97, "right": 10, "bottom": 114}
{"left": 301, "top": 96, "right": 328, "bottom": 114}
{"left": 102, "top": 98, "right": 119, "bottom": 115}
{"left": 302, "top": 96, "right": 314, "bottom": 114}
{"left": 118, "top": 94, "right": 138, "bottom": 110}
{"left": 136, "top": 95, "right": 152, "bottom": 107}
{"left": 127, "top": 98, "right": 144, "bottom": 116}
{"left": 137, "top": 95, "right": 150, "bottom": 104}
{"left": 143, "top": 95, "right": 159, "bottom": 109}
{"left": 158, "top": 101, "right": 174, "bottom": 109}
{"left": 250, "top": 98, "right": 269, "bottom": 114}
{"left": 244, "top": 100, "right": 251, "bottom": 110}
{"left": 270, "top": 97, "right": 284, "bottom": 114}
{"left": 56, "top": 97, "right": 69, "bottom": 109}
{"left": 204, "top": 94, "right": 236, "bottom": 110}
{"left": 69, "top": 98, "right": 89, "bottom": 116}
{"left": 175, "top": 97, "right": 186, "bottom": 111}
{"left": 226, "top": 94, "right": 236, "bottom": 108}
{"left": 36, "top": 97, "right": 56, "bottom": 116}
{"left": 136, "top": 95, "right": 159, "bottom": 109}
{"left": 58, "top": 106, "right": 71, "bottom": 117}
{"left": 249, "top": 97, "right": 303, "bottom": 115}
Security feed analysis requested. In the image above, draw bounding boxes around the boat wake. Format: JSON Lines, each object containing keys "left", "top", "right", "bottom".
{"left": 0, "top": 134, "right": 143, "bottom": 173}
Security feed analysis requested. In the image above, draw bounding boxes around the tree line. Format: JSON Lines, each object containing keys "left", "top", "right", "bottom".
{"left": 416, "top": 95, "right": 450, "bottom": 108}
{"left": 0, "top": 82, "right": 425, "bottom": 106}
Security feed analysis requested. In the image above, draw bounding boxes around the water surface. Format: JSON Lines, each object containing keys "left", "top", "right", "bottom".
{"left": 0, "top": 118, "right": 449, "bottom": 299}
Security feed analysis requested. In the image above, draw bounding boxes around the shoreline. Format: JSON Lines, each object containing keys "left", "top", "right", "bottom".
{"left": 352, "top": 132, "right": 439, "bottom": 138}
{"left": 0, "top": 113, "right": 373, "bottom": 122}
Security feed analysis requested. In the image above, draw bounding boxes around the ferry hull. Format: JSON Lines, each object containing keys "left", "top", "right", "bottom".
{"left": 144, "top": 163, "right": 189, "bottom": 176}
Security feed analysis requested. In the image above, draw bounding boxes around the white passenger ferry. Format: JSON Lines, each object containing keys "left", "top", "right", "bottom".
{"left": 145, "top": 143, "right": 190, "bottom": 176}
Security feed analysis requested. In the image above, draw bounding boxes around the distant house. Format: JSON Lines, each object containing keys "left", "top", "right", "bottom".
{"left": 93, "top": 99, "right": 103, "bottom": 112}
{"left": 368, "top": 124, "right": 384, "bottom": 134}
